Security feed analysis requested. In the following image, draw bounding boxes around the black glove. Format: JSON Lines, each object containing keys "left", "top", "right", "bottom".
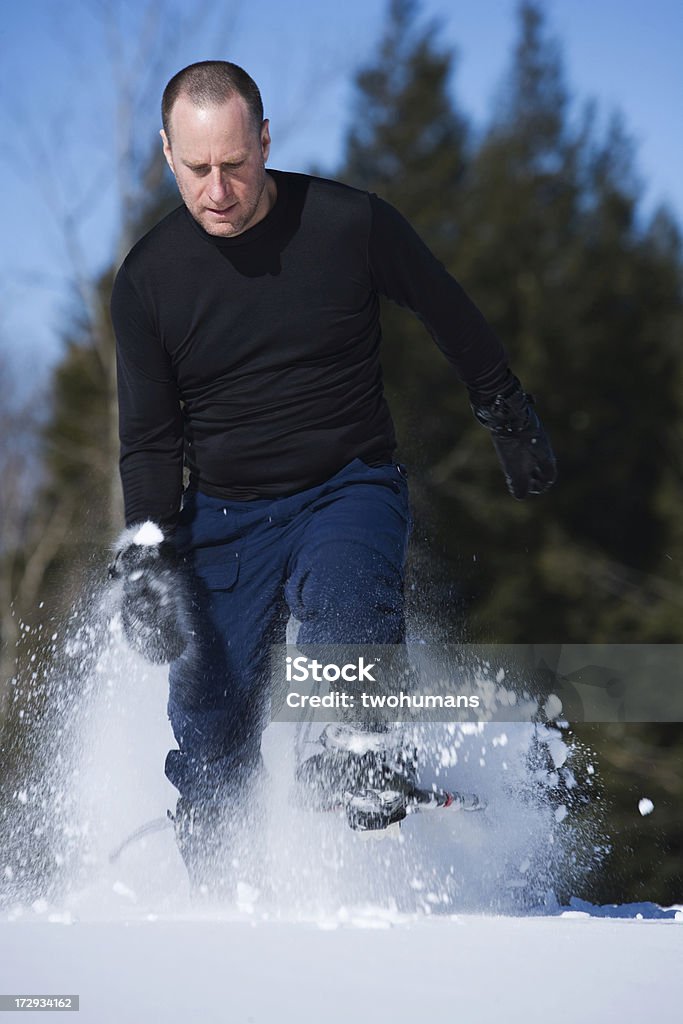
{"left": 109, "top": 522, "right": 190, "bottom": 663}
{"left": 470, "top": 376, "right": 557, "bottom": 499}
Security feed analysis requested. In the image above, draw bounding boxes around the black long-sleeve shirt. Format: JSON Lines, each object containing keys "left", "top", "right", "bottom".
{"left": 111, "top": 169, "right": 508, "bottom": 528}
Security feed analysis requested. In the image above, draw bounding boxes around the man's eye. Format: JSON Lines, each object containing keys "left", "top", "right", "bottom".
{"left": 192, "top": 166, "right": 209, "bottom": 175}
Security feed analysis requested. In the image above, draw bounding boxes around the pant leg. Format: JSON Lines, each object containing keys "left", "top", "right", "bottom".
{"left": 167, "top": 489, "right": 290, "bottom": 808}
{"left": 285, "top": 460, "right": 411, "bottom": 645}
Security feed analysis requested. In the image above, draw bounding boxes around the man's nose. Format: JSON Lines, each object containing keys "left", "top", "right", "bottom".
{"left": 207, "top": 168, "right": 231, "bottom": 199}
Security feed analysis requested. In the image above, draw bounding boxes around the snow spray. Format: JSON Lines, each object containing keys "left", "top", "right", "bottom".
{"left": 0, "top": 590, "right": 606, "bottom": 920}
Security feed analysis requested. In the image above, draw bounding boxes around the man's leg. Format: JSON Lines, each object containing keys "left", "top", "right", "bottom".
{"left": 167, "top": 490, "right": 289, "bottom": 889}
{"left": 284, "top": 460, "right": 415, "bottom": 826}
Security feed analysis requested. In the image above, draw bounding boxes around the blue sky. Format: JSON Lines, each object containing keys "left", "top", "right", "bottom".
{"left": 1, "top": 0, "right": 681, "bottom": 377}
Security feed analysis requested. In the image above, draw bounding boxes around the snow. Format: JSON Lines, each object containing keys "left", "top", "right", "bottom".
{"left": 1, "top": 627, "right": 680, "bottom": 1022}
{"left": 543, "top": 693, "right": 563, "bottom": 720}
{"left": 1, "top": 910, "right": 681, "bottom": 1023}
{"left": 132, "top": 521, "right": 164, "bottom": 547}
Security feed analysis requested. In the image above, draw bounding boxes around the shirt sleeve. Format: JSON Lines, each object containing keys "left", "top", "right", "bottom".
{"left": 111, "top": 262, "right": 184, "bottom": 529}
{"left": 367, "top": 193, "right": 510, "bottom": 397}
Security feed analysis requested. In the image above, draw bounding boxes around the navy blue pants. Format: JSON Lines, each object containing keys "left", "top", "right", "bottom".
{"left": 166, "top": 458, "right": 411, "bottom": 806}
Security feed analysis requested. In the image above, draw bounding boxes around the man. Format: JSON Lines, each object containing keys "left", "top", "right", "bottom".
{"left": 110, "top": 61, "right": 555, "bottom": 890}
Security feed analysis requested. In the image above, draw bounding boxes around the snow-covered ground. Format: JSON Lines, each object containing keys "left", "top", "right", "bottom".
{"left": 1, "top": 629, "right": 681, "bottom": 1022}
{"left": 2, "top": 907, "right": 681, "bottom": 1023}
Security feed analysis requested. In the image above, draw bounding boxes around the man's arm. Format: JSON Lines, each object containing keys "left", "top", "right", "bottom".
{"left": 111, "top": 262, "right": 185, "bottom": 529}
{"left": 109, "top": 264, "right": 188, "bottom": 663}
{"left": 367, "top": 194, "right": 556, "bottom": 497}
{"left": 367, "top": 193, "right": 510, "bottom": 393}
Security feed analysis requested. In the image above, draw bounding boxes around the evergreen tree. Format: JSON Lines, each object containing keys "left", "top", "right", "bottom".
{"left": 453, "top": 3, "right": 683, "bottom": 642}
{"left": 344, "top": 0, "right": 468, "bottom": 237}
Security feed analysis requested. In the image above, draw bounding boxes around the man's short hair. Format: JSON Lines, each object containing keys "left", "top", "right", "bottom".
{"left": 162, "top": 61, "right": 264, "bottom": 140}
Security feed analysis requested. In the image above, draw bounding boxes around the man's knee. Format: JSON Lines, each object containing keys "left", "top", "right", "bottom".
{"left": 287, "top": 540, "right": 405, "bottom": 643}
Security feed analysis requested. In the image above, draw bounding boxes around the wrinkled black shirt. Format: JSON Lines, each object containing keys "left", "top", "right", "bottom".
{"left": 111, "top": 170, "right": 507, "bottom": 528}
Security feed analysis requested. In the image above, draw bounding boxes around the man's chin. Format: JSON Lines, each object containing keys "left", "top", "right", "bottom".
{"left": 188, "top": 205, "right": 244, "bottom": 237}
{"left": 199, "top": 217, "right": 243, "bottom": 237}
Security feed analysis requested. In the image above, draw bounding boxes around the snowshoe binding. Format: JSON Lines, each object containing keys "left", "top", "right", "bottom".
{"left": 295, "top": 723, "right": 485, "bottom": 833}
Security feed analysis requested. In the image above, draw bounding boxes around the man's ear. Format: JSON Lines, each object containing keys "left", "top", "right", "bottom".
{"left": 160, "top": 129, "right": 175, "bottom": 175}
{"left": 260, "top": 119, "right": 271, "bottom": 163}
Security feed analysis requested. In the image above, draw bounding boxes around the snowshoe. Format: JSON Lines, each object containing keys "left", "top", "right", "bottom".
{"left": 295, "top": 723, "right": 485, "bottom": 832}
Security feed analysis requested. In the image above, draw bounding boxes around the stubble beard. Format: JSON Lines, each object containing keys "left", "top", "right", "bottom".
{"left": 182, "top": 169, "right": 269, "bottom": 238}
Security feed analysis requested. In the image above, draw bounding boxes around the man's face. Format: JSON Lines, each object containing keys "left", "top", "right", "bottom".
{"left": 161, "top": 94, "right": 272, "bottom": 237}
